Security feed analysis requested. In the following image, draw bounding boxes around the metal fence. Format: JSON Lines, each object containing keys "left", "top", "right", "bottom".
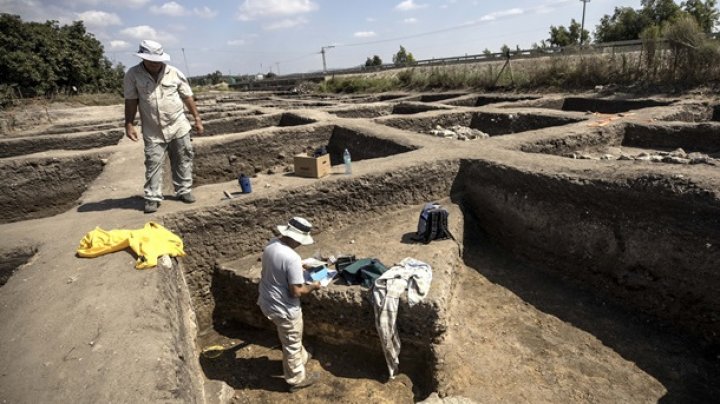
{"left": 229, "top": 39, "right": 651, "bottom": 90}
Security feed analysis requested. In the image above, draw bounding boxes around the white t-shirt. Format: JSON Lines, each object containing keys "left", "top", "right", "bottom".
{"left": 257, "top": 238, "right": 304, "bottom": 318}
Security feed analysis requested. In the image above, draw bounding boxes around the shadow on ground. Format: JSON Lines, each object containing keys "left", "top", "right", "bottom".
{"left": 77, "top": 196, "right": 144, "bottom": 212}
{"left": 460, "top": 209, "right": 720, "bottom": 404}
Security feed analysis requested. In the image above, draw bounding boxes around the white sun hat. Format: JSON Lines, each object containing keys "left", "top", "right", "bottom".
{"left": 277, "top": 217, "right": 314, "bottom": 245}
{"left": 135, "top": 40, "right": 171, "bottom": 62}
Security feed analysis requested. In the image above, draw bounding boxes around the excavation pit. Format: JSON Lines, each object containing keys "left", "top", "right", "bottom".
{"left": 380, "top": 111, "right": 583, "bottom": 136}
{"left": 524, "top": 121, "right": 720, "bottom": 164}
{"left": 164, "top": 155, "right": 720, "bottom": 402}
{"left": 391, "top": 103, "right": 449, "bottom": 115}
{"left": 446, "top": 94, "right": 541, "bottom": 107}
{"left": 202, "top": 203, "right": 462, "bottom": 399}
{"left": 414, "top": 93, "right": 466, "bottom": 103}
{"left": 200, "top": 112, "right": 316, "bottom": 137}
{"left": 514, "top": 96, "right": 674, "bottom": 113}
{"left": 329, "top": 105, "right": 393, "bottom": 118}
{"left": 1, "top": 153, "right": 107, "bottom": 223}
{"left": 191, "top": 125, "right": 417, "bottom": 186}
{"left": 0, "top": 129, "right": 123, "bottom": 158}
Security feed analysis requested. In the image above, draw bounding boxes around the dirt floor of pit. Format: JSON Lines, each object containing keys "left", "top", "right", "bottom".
{"left": 1, "top": 92, "right": 720, "bottom": 404}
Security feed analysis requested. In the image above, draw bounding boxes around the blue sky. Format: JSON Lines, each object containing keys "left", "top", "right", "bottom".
{"left": 3, "top": 0, "right": 642, "bottom": 76}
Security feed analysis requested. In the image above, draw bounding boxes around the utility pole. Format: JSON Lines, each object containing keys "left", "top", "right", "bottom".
{"left": 321, "top": 45, "right": 335, "bottom": 73}
{"left": 580, "top": 0, "right": 590, "bottom": 46}
{"left": 181, "top": 48, "right": 191, "bottom": 83}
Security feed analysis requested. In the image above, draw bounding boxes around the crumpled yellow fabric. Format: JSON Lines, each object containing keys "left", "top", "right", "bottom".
{"left": 76, "top": 222, "right": 185, "bottom": 269}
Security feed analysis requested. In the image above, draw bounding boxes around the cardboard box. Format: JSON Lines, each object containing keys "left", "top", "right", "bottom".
{"left": 293, "top": 153, "right": 331, "bottom": 178}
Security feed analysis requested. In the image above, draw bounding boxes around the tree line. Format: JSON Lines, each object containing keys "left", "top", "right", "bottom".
{"left": 365, "top": 1, "right": 719, "bottom": 66}
{"left": 0, "top": 13, "right": 125, "bottom": 101}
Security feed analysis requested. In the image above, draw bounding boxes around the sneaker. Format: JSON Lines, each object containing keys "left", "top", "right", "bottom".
{"left": 144, "top": 200, "right": 159, "bottom": 213}
{"left": 178, "top": 193, "right": 196, "bottom": 203}
{"left": 288, "top": 372, "right": 319, "bottom": 393}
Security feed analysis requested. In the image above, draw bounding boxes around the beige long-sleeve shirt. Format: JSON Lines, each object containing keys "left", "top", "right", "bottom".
{"left": 123, "top": 63, "right": 193, "bottom": 143}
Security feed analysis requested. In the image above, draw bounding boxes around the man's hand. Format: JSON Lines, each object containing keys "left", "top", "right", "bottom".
{"left": 193, "top": 118, "right": 204, "bottom": 136}
{"left": 125, "top": 124, "right": 139, "bottom": 142}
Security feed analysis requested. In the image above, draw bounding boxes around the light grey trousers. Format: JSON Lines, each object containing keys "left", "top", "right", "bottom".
{"left": 143, "top": 134, "right": 194, "bottom": 202}
{"left": 267, "top": 311, "right": 309, "bottom": 386}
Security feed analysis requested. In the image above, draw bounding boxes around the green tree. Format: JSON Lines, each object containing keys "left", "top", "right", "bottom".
{"left": 0, "top": 14, "right": 122, "bottom": 97}
{"left": 595, "top": 7, "right": 651, "bottom": 42}
{"left": 500, "top": 44, "right": 511, "bottom": 58}
{"left": 482, "top": 48, "right": 493, "bottom": 57}
{"left": 549, "top": 19, "right": 590, "bottom": 46}
{"left": 392, "top": 46, "right": 416, "bottom": 66}
{"left": 364, "top": 55, "right": 382, "bottom": 67}
{"left": 682, "top": 0, "right": 720, "bottom": 32}
{"left": 641, "top": 0, "right": 682, "bottom": 25}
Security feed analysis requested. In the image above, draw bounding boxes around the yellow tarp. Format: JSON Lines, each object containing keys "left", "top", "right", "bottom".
{"left": 76, "top": 222, "right": 185, "bottom": 269}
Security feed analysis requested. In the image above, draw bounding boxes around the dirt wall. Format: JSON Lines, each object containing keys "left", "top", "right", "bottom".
{"left": 192, "top": 125, "right": 334, "bottom": 186}
{"left": 0, "top": 154, "right": 107, "bottom": 223}
{"left": 520, "top": 126, "right": 623, "bottom": 155}
{"left": 199, "top": 113, "right": 315, "bottom": 137}
{"left": 460, "top": 160, "right": 720, "bottom": 343}
{"left": 0, "top": 130, "right": 123, "bottom": 158}
{"left": 622, "top": 122, "right": 720, "bottom": 153}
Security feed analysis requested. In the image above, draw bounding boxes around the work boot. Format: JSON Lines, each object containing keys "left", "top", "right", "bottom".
{"left": 178, "top": 192, "right": 196, "bottom": 203}
{"left": 144, "top": 200, "right": 159, "bottom": 213}
{"left": 288, "top": 372, "right": 319, "bottom": 393}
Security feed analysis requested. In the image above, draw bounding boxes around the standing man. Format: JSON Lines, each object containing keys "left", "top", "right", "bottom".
{"left": 258, "top": 217, "right": 321, "bottom": 392}
{"left": 124, "top": 39, "right": 204, "bottom": 213}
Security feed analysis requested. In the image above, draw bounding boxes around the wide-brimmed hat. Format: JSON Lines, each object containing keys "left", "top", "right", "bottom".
{"left": 277, "top": 217, "right": 314, "bottom": 245}
{"left": 135, "top": 40, "right": 171, "bottom": 62}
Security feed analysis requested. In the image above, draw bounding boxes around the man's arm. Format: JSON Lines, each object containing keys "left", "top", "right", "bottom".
{"left": 182, "top": 96, "right": 204, "bottom": 135}
{"left": 289, "top": 282, "right": 320, "bottom": 298}
{"left": 124, "top": 99, "right": 139, "bottom": 142}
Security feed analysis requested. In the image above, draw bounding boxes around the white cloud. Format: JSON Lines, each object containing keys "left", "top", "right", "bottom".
{"left": 366, "top": 17, "right": 376, "bottom": 22}
{"left": 237, "top": 0, "right": 318, "bottom": 21}
{"left": 120, "top": 25, "right": 176, "bottom": 43}
{"left": 264, "top": 17, "right": 308, "bottom": 30}
{"left": 76, "top": 10, "right": 121, "bottom": 27}
{"left": 227, "top": 39, "right": 246, "bottom": 46}
{"left": 108, "top": 40, "right": 130, "bottom": 50}
{"left": 123, "top": 0, "right": 150, "bottom": 7}
{"left": 150, "top": 1, "right": 187, "bottom": 17}
{"left": 395, "top": 0, "right": 427, "bottom": 11}
{"left": 193, "top": 6, "right": 217, "bottom": 18}
{"left": 403, "top": 17, "right": 417, "bottom": 23}
{"left": 479, "top": 8, "right": 524, "bottom": 22}
{"left": 353, "top": 31, "right": 376, "bottom": 38}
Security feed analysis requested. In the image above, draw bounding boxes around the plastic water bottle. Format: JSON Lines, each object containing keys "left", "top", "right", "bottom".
{"left": 343, "top": 148, "right": 352, "bottom": 175}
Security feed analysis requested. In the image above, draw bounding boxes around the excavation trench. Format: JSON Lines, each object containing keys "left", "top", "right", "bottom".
{"left": 512, "top": 96, "right": 674, "bottom": 113}
{"left": 0, "top": 153, "right": 108, "bottom": 223}
{"left": 192, "top": 124, "right": 417, "bottom": 186}
{"left": 0, "top": 129, "right": 124, "bottom": 158}
{"left": 446, "top": 94, "right": 541, "bottom": 107}
{"left": 522, "top": 121, "right": 720, "bottom": 162}
{"left": 380, "top": 111, "right": 583, "bottom": 136}
{"left": 162, "top": 152, "right": 720, "bottom": 401}
{"left": 199, "top": 112, "right": 316, "bottom": 137}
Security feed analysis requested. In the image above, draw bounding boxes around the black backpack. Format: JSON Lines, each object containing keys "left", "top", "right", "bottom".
{"left": 416, "top": 204, "right": 452, "bottom": 244}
